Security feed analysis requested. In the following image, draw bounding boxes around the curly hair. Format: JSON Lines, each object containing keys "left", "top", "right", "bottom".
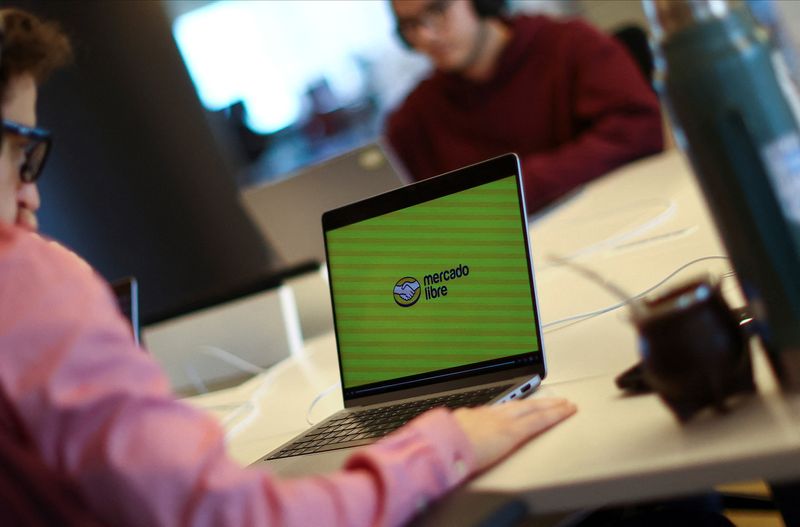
{"left": 0, "top": 8, "right": 72, "bottom": 102}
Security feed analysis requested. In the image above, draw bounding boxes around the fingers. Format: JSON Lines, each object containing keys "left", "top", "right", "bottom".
{"left": 494, "top": 398, "right": 576, "bottom": 436}
{"left": 516, "top": 400, "right": 577, "bottom": 436}
{"left": 516, "top": 403, "right": 577, "bottom": 442}
{"left": 499, "top": 397, "right": 572, "bottom": 418}
{"left": 453, "top": 398, "right": 577, "bottom": 473}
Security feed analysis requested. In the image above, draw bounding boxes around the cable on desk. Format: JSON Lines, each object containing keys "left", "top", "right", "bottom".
{"left": 198, "top": 345, "right": 267, "bottom": 375}
{"left": 223, "top": 380, "right": 273, "bottom": 440}
{"left": 223, "top": 357, "right": 301, "bottom": 440}
{"left": 542, "top": 255, "right": 732, "bottom": 332}
{"left": 183, "top": 345, "right": 268, "bottom": 395}
{"left": 184, "top": 365, "right": 209, "bottom": 395}
{"left": 306, "top": 382, "right": 340, "bottom": 426}
{"left": 181, "top": 344, "right": 291, "bottom": 437}
{"left": 220, "top": 401, "right": 256, "bottom": 428}
{"left": 541, "top": 197, "right": 678, "bottom": 264}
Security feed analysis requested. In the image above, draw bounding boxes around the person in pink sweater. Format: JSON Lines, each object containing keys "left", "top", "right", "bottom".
{"left": 0, "top": 7, "right": 576, "bottom": 526}
{"left": 386, "top": 0, "right": 664, "bottom": 213}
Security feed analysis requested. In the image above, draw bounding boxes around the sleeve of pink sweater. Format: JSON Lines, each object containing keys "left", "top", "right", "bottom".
{"left": 0, "top": 225, "right": 475, "bottom": 527}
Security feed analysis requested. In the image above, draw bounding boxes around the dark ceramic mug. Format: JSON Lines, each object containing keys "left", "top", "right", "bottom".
{"left": 633, "top": 278, "right": 755, "bottom": 422}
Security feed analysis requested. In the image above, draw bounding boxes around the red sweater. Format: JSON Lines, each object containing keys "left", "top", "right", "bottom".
{"left": 386, "top": 15, "right": 664, "bottom": 212}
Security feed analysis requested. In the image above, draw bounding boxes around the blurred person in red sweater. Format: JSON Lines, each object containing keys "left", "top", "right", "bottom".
{"left": 386, "top": 0, "right": 664, "bottom": 213}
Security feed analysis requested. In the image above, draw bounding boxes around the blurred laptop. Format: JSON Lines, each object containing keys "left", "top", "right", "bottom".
{"left": 240, "top": 142, "right": 405, "bottom": 268}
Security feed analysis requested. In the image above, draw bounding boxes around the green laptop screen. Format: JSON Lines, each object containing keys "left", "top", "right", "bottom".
{"left": 326, "top": 175, "right": 539, "bottom": 390}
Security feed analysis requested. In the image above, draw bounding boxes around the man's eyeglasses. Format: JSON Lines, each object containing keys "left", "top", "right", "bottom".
{"left": 2, "top": 119, "right": 52, "bottom": 184}
{"left": 397, "top": 0, "right": 454, "bottom": 39}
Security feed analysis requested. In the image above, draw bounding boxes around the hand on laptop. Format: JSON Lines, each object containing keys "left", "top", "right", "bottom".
{"left": 453, "top": 398, "right": 577, "bottom": 473}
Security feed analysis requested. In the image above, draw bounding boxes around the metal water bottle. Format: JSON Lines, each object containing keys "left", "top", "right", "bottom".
{"left": 643, "top": 0, "right": 800, "bottom": 388}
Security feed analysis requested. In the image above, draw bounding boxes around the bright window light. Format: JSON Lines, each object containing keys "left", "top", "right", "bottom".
{"left": 173, "top": 0, "right": 398, "bottom": 134}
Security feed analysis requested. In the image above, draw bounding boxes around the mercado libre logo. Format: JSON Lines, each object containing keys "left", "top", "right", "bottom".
{"left": 393, "top": 277, "right": 421, "bottom": 307}
{"left": 393, "top": 264, "right": 470, "bottom": 307}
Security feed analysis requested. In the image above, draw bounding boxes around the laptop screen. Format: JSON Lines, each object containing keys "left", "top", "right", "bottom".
{"left": 324, "top": 155, "right": 543, "bottom": 398}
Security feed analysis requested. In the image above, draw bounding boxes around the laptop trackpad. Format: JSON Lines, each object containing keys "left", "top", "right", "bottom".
{"left": 258, "top": 448, "right": 353, "bottom": 478}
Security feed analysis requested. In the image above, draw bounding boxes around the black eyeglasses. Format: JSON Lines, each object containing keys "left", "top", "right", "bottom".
{"left": 396, "top": 0, "right": 455, "bottom": 40}
{"left": 2, "top": 119, "right": 52, "bottom": 183}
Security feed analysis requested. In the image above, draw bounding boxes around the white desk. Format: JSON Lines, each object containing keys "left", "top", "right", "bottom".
{"left": 188, "top": 150, "right": 800, "bottom": 517}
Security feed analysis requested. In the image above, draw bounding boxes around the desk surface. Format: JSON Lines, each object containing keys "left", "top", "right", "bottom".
{"left": 189, "top": 150, "right": 800, "bottom": 515}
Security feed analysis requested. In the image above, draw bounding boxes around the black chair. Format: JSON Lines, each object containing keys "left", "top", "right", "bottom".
{"left": 612, "top": 24, "right": 655, "bottom": 88}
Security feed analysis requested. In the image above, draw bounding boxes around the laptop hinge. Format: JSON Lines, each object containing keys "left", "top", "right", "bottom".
{"left": 344, "top": 365, "right": 540, "bottom": 409}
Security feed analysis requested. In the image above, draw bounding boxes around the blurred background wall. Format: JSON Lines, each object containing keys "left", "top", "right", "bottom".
{"left": 6, "top": 0, "right": 648, "bottom": 322}
{"left": 11, "top": 0, "right": 276, "bottom": 322}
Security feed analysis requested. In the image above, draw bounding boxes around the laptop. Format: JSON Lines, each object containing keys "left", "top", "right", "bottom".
{"left": 256, "top": 153, "right": 547, "bottom": 476}
{"left": 240, "top": 142, "right": 405, "bottom": 268}
{"left": 111, "top": 276, "right": 140, "bottom": 346}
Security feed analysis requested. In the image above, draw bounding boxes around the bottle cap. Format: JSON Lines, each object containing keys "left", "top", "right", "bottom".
{"left": 644, "top": 0, "right": 730, "bottom": 43}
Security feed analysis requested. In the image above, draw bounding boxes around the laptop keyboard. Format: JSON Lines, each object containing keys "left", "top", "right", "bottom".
{"left": 265, "top": 384, "right": 512, "bottom": 460}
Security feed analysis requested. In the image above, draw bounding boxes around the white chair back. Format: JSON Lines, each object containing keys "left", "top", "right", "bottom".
{"left": 143, "top": 285, "right": 302, "bottom": 394}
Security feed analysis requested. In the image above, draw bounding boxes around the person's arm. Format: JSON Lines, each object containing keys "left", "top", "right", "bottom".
{"left": 521, "top": 21, "right": 664, "bottom": 211}
{"left": 0, "top": 227, "right": 574, "bottom": 527}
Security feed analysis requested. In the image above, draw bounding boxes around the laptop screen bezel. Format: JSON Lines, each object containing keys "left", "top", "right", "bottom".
{"left": 322, "top": 153, "right": 546, "bottom": 404}
{"left": 111, "top": 276, "right": 140, "bottom": 346}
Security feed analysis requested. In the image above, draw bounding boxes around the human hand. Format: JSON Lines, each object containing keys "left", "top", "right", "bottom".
{"left": 453, "top": 398, "right": 576, "bottom": 473}
{"left": 393, "top": 282, "right": 418, "bottom": 300}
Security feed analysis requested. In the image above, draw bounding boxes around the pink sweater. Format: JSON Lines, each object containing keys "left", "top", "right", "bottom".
{"left": 0, "top": 224, "right": 475, "bottom": 526}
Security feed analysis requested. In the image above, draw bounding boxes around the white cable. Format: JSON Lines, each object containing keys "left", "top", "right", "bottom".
{"left": 184, "top": 364, "right": 209, "bottom": 394}
{"left": 183, "top": 343, "right": 335, "bottom": 438}
{"left": 543, "top": 299, "right": 631, "bottom": 329}
{"left": 222, "top": 367, "right": 281, "bottom": 440}
{"left": 196, "top": 345, "right": 266, "bottom": 375}
{"left": 219, "top": 401, "right": 255, "bottom": 428}
{"left": 305, "top": 382, "right": 340, "bottom": 426}
{"left": 180, "top": 345, "right": 274, "bottom": 436}
{"left": 552, "top": 198, "right": 678, "bottom": 262}
{"left": 223, "top": 352, "right": 324, "bottom": 440}
{"left": 542, "top": 255, "right": 732, "bottom": 331}
{"left": 182, "top": 345, "right": 267, "bottom": 396}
